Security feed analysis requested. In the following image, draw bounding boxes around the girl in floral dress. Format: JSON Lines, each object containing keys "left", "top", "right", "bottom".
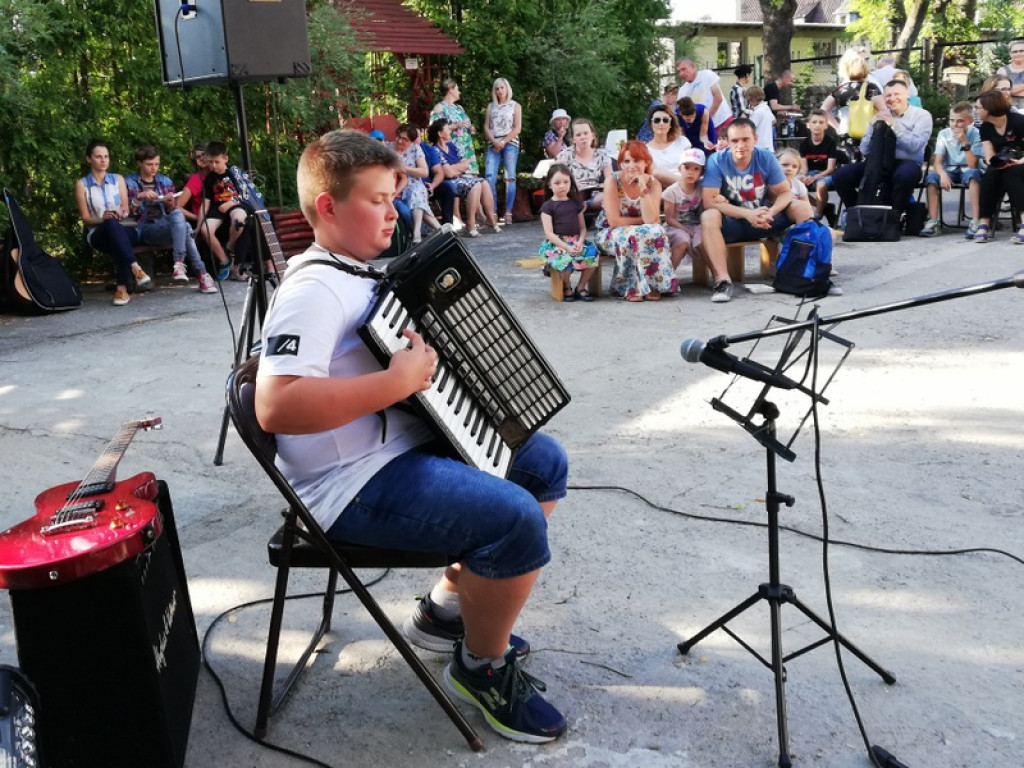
{"left": 595, "top": 140, "right": 678, "bottom": 302}
{"left": 394, "top": 124, "right": 441, "bottom": 243}
{"left": 430, "top": 79, "right": 480, "bottom": 175}
{"left": 538, "top": 163, "right": 598, "bottom": 301}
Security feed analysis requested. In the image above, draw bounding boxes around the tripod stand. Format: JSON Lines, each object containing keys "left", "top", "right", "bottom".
{"left": 677, "top": 398, "right": 894, "bottom": 767}
{"left": 212, "top": 81, "right": 276, "bottom": 465}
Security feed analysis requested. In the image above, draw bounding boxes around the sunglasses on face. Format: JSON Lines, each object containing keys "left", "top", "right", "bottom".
{"left": 651, "top": 116, "right": 673, "bottom": 124}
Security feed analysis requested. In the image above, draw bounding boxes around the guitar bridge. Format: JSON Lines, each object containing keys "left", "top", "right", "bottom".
{"left": 41, "top": 501, "right": 103, "bottom": 535}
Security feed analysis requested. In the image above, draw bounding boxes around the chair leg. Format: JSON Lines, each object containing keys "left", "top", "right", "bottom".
{"left": 328, "top": 557, "right": 484, "bottom": 751}
{"left": 255, "top": 525, "right": 338, "bottom": 739}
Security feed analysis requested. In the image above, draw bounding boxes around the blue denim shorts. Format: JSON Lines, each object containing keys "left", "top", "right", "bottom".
{"left": 722, "top": 210, "right": 792, "bottom": 242}
{"left": 329, "top": 432, "right": 568, "bottom": 579}
{"left": 924, "top": 167, "right": 982, "bottom": 187}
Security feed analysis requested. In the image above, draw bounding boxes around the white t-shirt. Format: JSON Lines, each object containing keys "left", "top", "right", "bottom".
{"left": 646, "top": 136, "right": 692, "bottom": 178}
{"left": 257, "top": 244, "right": 433, "bottom": 531}
{"left": 749, "top": 103, "right": 776, "bottom": 151}
{"left": 678, "top": 70, "right": 732, "bottom": 128}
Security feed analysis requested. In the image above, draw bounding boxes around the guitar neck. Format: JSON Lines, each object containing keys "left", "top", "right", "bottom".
{"left": 254, "top": 210, "right": 289, "bottom": 276}
{"left": 69, "top": 418, "right": 161, "bottom": 501}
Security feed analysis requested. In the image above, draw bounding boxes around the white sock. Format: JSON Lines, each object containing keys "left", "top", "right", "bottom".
{"left": 460, "top": 643, "right": 503, "bottom": 672}
{"left": 429, "top": 584, "right": 461, "bottom": 621}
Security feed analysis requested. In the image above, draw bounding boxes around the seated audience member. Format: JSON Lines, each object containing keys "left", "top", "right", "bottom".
{"left": 995, "top": 40, "right": 1024, "bottom": 110}
{"left": 731, "top": 65, "right": 753, "bottom": 119}
{"left": 538, "top": 163, "right": 599, "bottom": 301}
{"left": 777, "top": 148, "right": 809, "bottom": 201}
{"left": 255, "top": 129, "right": 568, "bottom": 744}
{"left": 700, "top": 118, "right": 814, "bottom": 303}
{"left": 798, "top": 109, "right": 842, "bottom": 222}
{"left": 126, "top": 144, "right": 217, "bottom": 293}
{"left": 369, "top": 130, "right": 413, "bottom": 231}
{"left": 428, "top": 117, "right": 502, "bottom": 237}
{"left": 979, "top": 74, "right": 1017, "bottom": 114}
{"left": 745, "top": 87, "right": 776, "bottom": 151}
{"left": 543, "top": 109, "right": 573, "bottom": 159}
{"left": 556, "top": 117, "right": 613, "bottom": 211}
{"left": 594, "top": 140, "right": 678, "bottom": 302}
{"left": 200, "top": 141, "right": 250, "bottom": 280}
{"left": 420, "top": 130, "right": 457, "bottom": 226}
{"left": 831, "top": 80, "right": 932, "bottom": 218}
{"left": 971, "top": 89, "right": 1024, "bottom": 244}
{"left": 638, "top": 86, "right": 679, "bottom": 142}
{"left": 919, "top": 102, "right": 984, "bottom": 238}
{"left": 662, "top": 147, "right": 706, "bottom": 269}
{"left": 176, "top": 143, "right": 208, "bottom": 227}
{"left": 644, "top": 104, "right": 691, "bottom": 187}
{"left": 676, "top": 97, "right": 717, "bottom": 155}
{"left": 74, "top": 139, "right": 151, "bottom": 306}
{"left": 393, "top": 124, "right": 441, "bottom": 244}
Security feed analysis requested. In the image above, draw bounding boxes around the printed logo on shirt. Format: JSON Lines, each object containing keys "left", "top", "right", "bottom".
{"left": 721, "top": 171, "right": 767, "bottom": 209}
{"left": 266, "top": 334, "right": 300, "bottom": 356}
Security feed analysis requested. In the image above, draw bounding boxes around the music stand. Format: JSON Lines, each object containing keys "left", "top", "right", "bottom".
{"left": 676, "top": 310, "right": 895, "bottom": 768}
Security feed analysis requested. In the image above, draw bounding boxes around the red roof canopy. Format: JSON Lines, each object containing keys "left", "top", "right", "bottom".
{"left": 347, "top": 0, "right": 464, "bottom": 56}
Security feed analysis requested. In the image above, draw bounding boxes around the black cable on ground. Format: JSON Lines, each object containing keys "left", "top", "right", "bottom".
{"left": 200, "top": 569, "right": 390, "bottom": 768}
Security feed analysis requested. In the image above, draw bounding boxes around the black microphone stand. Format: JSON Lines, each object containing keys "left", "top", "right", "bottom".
{"left": 677, "top": 395, "right": 895, "bottom": 768}
{"left": 679, "top": 271, "right": 1024, "bottom": 767}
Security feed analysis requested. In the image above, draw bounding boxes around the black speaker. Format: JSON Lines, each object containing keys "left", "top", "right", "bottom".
{"left": 154, "top": 0, "right": 312, "bottom": 86}
{"left": 9, "top": 482, "right": 200, "bottom": 768}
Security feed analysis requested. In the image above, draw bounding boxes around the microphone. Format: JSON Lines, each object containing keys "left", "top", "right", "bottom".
{"left": 680, "top": 337, "right": 799, "bottom": 390}
{"left": 870, "top": 745, "right": 910, "bottom": 768}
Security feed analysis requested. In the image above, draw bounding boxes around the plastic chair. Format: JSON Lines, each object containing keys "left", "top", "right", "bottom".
{"left": 225, "top": 355, "right": 483, "bottom": 750}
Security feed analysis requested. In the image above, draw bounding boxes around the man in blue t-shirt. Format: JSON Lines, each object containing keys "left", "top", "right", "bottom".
{"left": 700, "top": 117, "right": 814, "bottom": 302}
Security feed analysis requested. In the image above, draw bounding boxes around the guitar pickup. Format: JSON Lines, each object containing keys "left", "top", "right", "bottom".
{"left": 69, "top": 482, "right": 115, "bottom": 498}
{"left": 41, "top": 501, "right": 103, "bottom": 535}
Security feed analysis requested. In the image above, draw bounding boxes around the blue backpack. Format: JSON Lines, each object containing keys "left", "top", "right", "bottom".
{"left": 772, "top": 220, "right": 833, "bottom": 298}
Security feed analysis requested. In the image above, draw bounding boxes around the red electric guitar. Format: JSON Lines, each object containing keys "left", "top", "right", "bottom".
{"left": 0, "top": 417, "right": 164, "bottom": 590}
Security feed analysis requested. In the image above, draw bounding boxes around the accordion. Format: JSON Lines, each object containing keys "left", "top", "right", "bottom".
{"left": 359, "top": 230, "right": 570, "bottom": 477}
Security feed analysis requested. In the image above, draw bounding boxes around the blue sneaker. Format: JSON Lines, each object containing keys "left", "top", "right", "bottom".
{"left": 402, "top": 596, "right": 530, "bottom": 658}
{"left": 216, "top": 258, "right": 232, "bottom": 281}
{"left": 445, "top": 643, "right": 566, "bottom": 743}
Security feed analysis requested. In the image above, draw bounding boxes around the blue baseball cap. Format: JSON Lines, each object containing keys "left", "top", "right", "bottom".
{"left": 369, "top": 130, "right": 387, "bottom": 141}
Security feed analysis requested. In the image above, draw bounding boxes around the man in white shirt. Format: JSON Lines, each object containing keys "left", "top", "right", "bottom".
{"left": 676, "top": 57, "right": 733, "bottom": 131}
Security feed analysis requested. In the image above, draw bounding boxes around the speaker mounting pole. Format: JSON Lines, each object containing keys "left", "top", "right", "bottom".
{"left": 231, "top": 81, "right": 253, "bottom": 173}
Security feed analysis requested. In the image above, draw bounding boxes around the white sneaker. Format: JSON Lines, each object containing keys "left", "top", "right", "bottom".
{"left": 172, "top": 261, "right": 189, "bottom": 282}
{"left": 711, "top": 280, "right": 734, "bottom": 303}
{"left": 198, "top": 273, "right": 218, "bottom": 294}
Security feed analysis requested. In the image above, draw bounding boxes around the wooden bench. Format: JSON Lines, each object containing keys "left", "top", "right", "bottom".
{"left": 691, "top": 238, "right": 779, "bottom": 287}
{"left": 549, "top": 255, "right": 613, "bottom": 301}
{"left": 272, "top": 210, "right": 314, "bottom": 259}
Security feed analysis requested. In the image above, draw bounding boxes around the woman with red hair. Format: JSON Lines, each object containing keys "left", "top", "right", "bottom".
{"left": 594, "top": 140, "right": 678, "bottom": 301}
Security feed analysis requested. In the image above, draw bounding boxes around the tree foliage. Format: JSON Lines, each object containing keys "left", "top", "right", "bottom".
{"left": 1, "top": 0, "right": 670, "bottom": 271}
{"left": 0, "top": 0, "right": 365, "bottom": 272}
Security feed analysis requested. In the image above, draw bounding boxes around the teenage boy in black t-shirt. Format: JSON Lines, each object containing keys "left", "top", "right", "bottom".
{"left": 199, "top": 141, "right": 249, "bottom": 280}
{"left": 798, "top": 110, "right": 842, "bottom": 222}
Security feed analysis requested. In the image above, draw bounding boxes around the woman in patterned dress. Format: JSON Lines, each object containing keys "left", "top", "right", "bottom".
{"left": 427, "top": 118, "right": 502, "bottom": 237}
{"left": 394, "top": 124, "right": 441, "bottom": 243}
{"left": 594, "top": 140, "right": 677, "bottom": 302}
{"left": 430, "top": 79, "right": 480, "bottom": 176}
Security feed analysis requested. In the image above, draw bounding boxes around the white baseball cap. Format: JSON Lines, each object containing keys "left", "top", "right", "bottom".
{"left": 679, "top": 147, "right": 706, "bottom": 167}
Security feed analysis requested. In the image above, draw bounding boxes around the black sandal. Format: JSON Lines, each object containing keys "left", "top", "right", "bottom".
{"left": 562, "top": 288, "right": 576, "bottom": 302}
{"left": 576, "top": 288, "right": 595, "bottom": 302}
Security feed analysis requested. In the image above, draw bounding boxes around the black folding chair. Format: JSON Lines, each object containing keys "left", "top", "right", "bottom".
{"left": 225, "top": 355, "right": 482, "bottom": 749}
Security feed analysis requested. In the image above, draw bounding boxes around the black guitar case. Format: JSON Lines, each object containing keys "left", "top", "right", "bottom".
{"left": 2, "top": 189, "right": 83, "bottom": 313}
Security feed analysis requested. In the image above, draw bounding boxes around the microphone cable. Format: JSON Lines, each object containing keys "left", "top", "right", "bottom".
{"left": 199, "top": 568, "right": 391, "bottom": 768}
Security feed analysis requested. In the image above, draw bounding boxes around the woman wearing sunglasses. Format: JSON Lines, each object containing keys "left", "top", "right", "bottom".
{"left": 645, "top": 105, "right": 691, "bottom": 187}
